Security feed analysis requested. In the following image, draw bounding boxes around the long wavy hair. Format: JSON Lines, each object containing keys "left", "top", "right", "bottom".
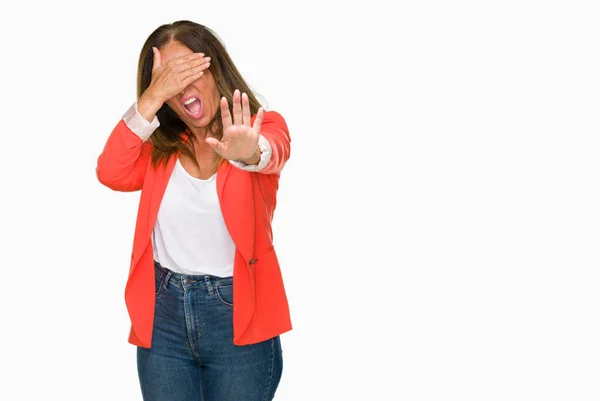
{"left": 136, "top": 21, "right": 264, "bottom": 171}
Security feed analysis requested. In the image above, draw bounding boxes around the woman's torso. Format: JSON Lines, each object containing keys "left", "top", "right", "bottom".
{"left": 152, "top": 148, "right": 235, "bottom": 277}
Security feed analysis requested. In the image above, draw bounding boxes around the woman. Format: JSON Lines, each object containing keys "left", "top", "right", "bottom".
{"left": 96, "top": 20, "right": 292, "bottom": 401}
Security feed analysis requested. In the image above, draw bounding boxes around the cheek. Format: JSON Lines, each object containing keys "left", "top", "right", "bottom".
{"left": 199, "top": 94, "right": 220, "bottom": 116}
{"left": 166, "top": 99, "right": 180, "bottom": 112}
{"left": 193, "top": 81, "right": 220, "bottom": 106}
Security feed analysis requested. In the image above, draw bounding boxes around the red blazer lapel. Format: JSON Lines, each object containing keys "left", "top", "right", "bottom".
{"left": 146, "top": 154, "right": 177, "bottom": 240}
{"left": 130, "top": 153, "right": 177, "bottom": 269}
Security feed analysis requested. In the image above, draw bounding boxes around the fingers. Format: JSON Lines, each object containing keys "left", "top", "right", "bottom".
{"left": 161, "top": 51, "right": 207, "bottom": 75}
{"left": 173, "top": 52, "right": 205, "bottom": 66}
{"left": 177, "top": 57, "right": 210, "bottom": 75}
{"left": 232, "top": 89, "right": 242, "bottom": 126}
{"left": 149, "top": 49, "right": 210, "bottom": 101}
{"left": 242, "top": 92, "right": 251, "bottom": 126}
{"left": 205, "top": 137, "right": 226, "bottom": 156}
{"left": 180, "top": 58, "right": 211, "bottom": 83}
{"left": 171, "top": 56, "right": 209, "bottom": 86}
{"left": 168, "top": 55, "right": 210, "bottom": 89}
{"left": 152, "top": 47, "right": 161, "bottom": 71}
{"left": 206, "top": 137, "right": 229, "bottom": 160}
{"left": 252, "top": 107, "right": 264, "bottom": 134}
{"left": 222, "top": 89, "right": 261, "bottom": 130}
{"left": 181, "top": 69, "right": 206, "bottom": 88}
{"left": 152, "top": 48, "right": 206, "bottom": 79}
{"left": 220, "top": 96, "right": 232, "bottom": 131}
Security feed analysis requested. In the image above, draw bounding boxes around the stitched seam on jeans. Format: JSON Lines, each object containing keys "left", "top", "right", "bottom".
{"left": 183, "top": 288, "right": 202, "bottom": 364}
{"left": 154, "top": 273, "right": 165, "bottom": 296}
{"left": 215, "top": 286, "right": 233, "bottom": 307}
{"left": 155, "top": 271, "right": 172, "bottom": 296}
{"left": 262, "top": 338, "right": 275, "bottom": 401}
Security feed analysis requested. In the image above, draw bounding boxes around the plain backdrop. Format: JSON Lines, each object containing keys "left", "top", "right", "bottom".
{"left": 1, "top": 0, "right": 599, "bottom": 400}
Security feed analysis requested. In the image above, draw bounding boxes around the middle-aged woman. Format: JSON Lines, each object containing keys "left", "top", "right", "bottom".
{"left": 96, "top": 20, "right": 292, "bottom": 401}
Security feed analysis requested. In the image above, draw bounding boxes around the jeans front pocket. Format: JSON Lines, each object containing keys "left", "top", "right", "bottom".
{"left": 215, "top": 284, "right": 233, "bottom": 307}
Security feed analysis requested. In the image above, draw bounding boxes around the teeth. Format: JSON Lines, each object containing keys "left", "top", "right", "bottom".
{"left": 184, "top": 98, "right": 198, "bottom": 106}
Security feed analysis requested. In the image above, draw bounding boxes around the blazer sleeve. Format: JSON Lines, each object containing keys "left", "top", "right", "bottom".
{"left": 256, "top": 110, "right": 291, "bottom": 176}
{"left": 96, "top": 119, "right": 153, "bottom": 192}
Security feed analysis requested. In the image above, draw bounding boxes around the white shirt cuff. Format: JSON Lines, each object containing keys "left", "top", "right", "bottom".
{"left": 229, "top": 135, "right": 272, "bottom": 172}
{"left": 122, "top": 102, "right": 160, "bottom": 141}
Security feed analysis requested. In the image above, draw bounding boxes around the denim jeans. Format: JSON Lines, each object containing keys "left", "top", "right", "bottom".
{"left": 137, "top": 260, "right": 283, "bottom": 401}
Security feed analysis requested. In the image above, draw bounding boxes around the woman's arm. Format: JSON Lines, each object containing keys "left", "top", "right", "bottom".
{"left": 256, "top": 111, "right": 291, "bottom": 175}
{"left": 96, "top": 103, "right": 158, "bottom": 192}
{"left": 230, "top": 111, "right": 291, "bottom": 175}
{"left": 97, "top": 48, "right": 207, "bottom": 191}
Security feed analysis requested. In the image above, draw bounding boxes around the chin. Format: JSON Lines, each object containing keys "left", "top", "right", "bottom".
{"left": 181, "top": 115, "right": 212, "bottom": 134}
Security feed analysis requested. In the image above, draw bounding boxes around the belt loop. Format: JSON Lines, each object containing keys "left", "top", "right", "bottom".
{"left": 163, "top": 271, "right": 173, "bottom": 291}
{"left": 204, "top": 275, "right": 214, "bottom": 296}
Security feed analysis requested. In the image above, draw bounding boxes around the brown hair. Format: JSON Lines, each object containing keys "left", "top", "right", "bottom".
{"left": 136, "top": 20, "right": 264, "bottom": 171}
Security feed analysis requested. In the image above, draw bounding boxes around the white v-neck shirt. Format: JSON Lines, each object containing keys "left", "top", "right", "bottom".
{"left": 122, "top": 102, "right": 272, "bottom": 277}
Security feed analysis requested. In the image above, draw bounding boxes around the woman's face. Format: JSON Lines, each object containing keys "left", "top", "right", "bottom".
{"left": 159, "top": 40, "right": 220, "bottom": 135}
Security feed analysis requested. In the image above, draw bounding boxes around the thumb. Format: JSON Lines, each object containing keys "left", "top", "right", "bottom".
{"left": 206, "top": 137, "right": 225, "bottom": 155}
{"left": 152, "top": 47, "right": 161, "bottom": 71}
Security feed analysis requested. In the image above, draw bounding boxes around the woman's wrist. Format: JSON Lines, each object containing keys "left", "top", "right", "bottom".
{"left": 137, "top": 90, "right": 164, "bottom": 123}
{"left": 240, "top": 144, "right": 261, "bottom": 165}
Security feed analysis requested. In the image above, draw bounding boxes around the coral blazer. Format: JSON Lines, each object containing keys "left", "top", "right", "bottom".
{"left": 96, "top": 111, "right": 292, "bottom": 348}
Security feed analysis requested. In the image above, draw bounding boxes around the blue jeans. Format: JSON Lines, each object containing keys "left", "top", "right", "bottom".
{"left": 137, "top": 260, "right": 283, "bottom": 401}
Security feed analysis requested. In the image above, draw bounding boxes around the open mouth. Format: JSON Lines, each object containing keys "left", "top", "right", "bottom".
{"left": 182, "top": 96, "right": 203, "bottom": 118}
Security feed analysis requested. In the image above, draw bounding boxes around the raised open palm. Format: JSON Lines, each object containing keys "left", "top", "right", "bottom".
{"left": 206, "top": 89, "right": 263, "bottom": 162}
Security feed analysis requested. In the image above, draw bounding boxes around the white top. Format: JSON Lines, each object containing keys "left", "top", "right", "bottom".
{"left": 151, "top": 159, "right": 236, "bottom": 276}
{"left": 122, "top": 102, "right": 273, "bottom": 276}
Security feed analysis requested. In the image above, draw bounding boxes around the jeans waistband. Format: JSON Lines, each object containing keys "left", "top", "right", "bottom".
{"left": 154, "top": 259, "right": 233, "bottom": 291}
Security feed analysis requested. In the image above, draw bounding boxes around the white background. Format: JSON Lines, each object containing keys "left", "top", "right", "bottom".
{"left": 1, "top": 0, "right": 599, "bottom": 400}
